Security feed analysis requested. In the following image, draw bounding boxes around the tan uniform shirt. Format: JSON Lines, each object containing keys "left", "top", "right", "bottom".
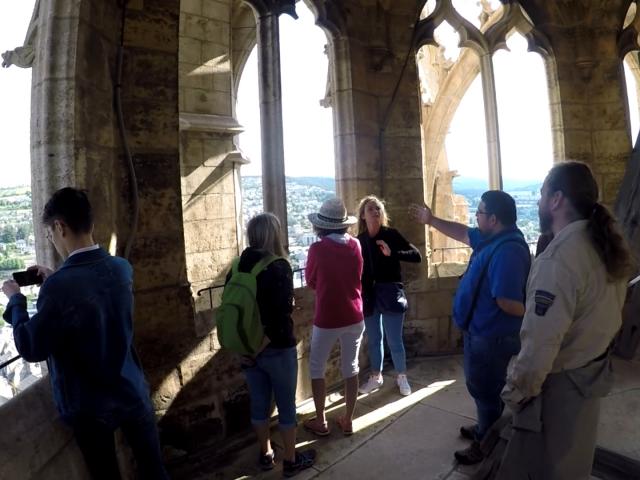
{"left": 503, "top": 220, "right": 626, "bottom": 404}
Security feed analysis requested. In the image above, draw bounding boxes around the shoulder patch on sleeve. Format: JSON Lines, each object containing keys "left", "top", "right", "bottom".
{"left": 534, "top": 290, "right": 555, "bottom": 316}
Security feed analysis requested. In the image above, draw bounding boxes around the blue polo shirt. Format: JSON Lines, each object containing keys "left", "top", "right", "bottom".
{"left": 453, "top": 227, "right": 531, "bottom": 337}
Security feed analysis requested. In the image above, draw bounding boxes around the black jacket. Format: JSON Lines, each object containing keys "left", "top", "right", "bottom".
{"left": 227, "top": 247, "right": 296, "bottom": 348}
{"left": 357, "top": 227, "right": 422, "bottom": 316}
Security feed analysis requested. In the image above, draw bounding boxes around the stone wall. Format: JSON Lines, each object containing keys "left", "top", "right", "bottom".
{"left": 178, "top": 0, "right": 240, "bottom": 309}
{"left": 0, "top": 276, "right": 461, "bottom": 477}
{"left": 31, "top": 0, "right": 124, "bottom": 268}
{"left": 320, "top": 0, "right": 426, "bottom": 281}
{"left": 0, "top": 379, "right": 89, "bottom": 480}
{"left": 158, "top": 281, "right": 461, "bottom": 452}
{"left": 405, "top": 276, "right": 462, "bottom": 355}
{"left": 523, "top": 0, "right": 633, "bottom": 205}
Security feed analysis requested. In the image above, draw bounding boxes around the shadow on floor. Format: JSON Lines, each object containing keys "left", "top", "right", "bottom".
{"left": 167, "top": 354, "right": 639, "bottom": 480}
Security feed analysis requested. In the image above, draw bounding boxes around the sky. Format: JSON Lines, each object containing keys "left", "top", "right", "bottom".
{"left": 444, "top": 32, "right": 554, "bottom": 183}
{"left": 0, "top": 1, "right": 34, "bottom": 188}
{"left": 236, "top": 4, "right": 334, "bottom": 178}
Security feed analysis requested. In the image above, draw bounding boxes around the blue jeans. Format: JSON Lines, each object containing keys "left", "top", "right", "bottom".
{"left": 463, "top": 332, "right": 521, "bottom": 441}
{"left": 364, "top": 308, "right": 407, "bottom": 374}
{"left": 243, "top": 346, "right": 298, "bottom": 429}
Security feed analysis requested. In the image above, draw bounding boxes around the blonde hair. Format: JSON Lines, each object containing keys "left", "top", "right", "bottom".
{"left": 357, "top": 195, "right": 390, "bottom": 235}
{"left": 247, "top": 213, "right": 288, "bottom": 258}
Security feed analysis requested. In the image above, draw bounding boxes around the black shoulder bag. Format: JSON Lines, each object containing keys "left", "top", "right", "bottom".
{"left": 364, "top": 235, "right": 408, "bottom": 315}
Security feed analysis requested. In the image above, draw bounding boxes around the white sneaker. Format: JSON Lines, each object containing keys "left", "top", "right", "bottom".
{"left": 397, "top": 374, "right": 411, "bottom": 396}
{"left": 359, "top": 374, "right": 383, "bottom": 394}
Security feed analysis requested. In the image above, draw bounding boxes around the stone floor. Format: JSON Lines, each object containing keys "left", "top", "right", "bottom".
{"left": 170, "top": 354, "right": 640, "bottom": 480}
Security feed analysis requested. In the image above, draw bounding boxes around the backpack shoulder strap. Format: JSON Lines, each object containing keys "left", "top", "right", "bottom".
{"left": 250, "top": 255, "right": 282, "bottom": 276}
{"left": 231, "top": 257, "right": 241, "bottom": 275}
{"left": 463, "top": 237, "right": 528, "bottom": 331}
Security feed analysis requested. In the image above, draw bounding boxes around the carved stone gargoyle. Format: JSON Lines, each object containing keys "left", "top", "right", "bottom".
{"left": 2, "top": 0, "right": 40, "bottom": 69}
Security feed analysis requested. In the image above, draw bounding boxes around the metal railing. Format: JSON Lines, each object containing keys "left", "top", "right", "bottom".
{"left": 428, "top": 246, "right": 472, "bottom": 264}
{"left": 195, "top": 268, "right": 307, "bottom": 311}
{"left": 196, "top": 284, "right": 224, "bottom": 310}
{"left": 429, "top": 242, "right": 538, "bottom": 264}
{"left": 0, "top": 354, "right": 47, "bottom": 402}
{"left": 0, "top": 355, "right": 21, "bottom": 371}
{"left": 293, "top": 268, "right": 306, "bottom": 289}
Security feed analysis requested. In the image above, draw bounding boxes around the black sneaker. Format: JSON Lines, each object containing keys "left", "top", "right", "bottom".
{"left": 454, "top": 441, "right": 484, "bottom": 465}
{"left": 282, "top": 449, "right": 316, "bottom": 477}
{"left": 258, "top": 450, "right": 275, "bottom": 470}
{"left": 459, "top": 424, "right": 477, "bottom": 441}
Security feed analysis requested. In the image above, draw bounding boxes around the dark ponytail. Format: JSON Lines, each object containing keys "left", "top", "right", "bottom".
{"left": 587, "top": 203, "right": 635, "bottom": 281}
{"left": 546, "top": 161, "right": 635, "bottom": 281}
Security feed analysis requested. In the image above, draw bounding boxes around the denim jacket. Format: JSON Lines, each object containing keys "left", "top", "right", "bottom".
{"left": 3, "top": 248, "right": 150, "bottom": 422}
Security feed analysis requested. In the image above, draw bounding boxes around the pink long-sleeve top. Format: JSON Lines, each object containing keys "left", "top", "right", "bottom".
{"left": 305, "top": 235, "right": 364, "bottom": 329}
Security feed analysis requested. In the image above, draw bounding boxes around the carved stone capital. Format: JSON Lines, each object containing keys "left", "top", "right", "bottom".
{"left": 305, "top": 0, "right": 348, "bottom": 37}
{"left": 243, "top": 0, "right": 297, "bottom": 19}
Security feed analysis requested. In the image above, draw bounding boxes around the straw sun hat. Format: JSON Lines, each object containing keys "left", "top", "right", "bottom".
{"left": 307, "top": 197, "right": 357, "bottom": 230}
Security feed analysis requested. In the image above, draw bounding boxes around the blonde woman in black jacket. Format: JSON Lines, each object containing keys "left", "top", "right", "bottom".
{"left": 356, "top": 196, "right": 421, "bottom": 396}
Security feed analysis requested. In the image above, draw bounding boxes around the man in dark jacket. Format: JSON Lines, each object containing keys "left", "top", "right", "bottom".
{"left": 1, "top": 188, "right": 168, "bottom": 480}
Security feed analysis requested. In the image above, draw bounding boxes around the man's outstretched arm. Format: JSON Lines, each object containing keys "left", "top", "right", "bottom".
{"left": 408, "top": 203, "right": 470, "bottom": 246}
{"left": 2, "top": 279, "right": 61, "bottom": 362}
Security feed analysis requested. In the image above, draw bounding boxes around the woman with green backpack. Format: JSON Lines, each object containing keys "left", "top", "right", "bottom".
{"left": 229, "top": 213, "right": 316, "bottom": 477}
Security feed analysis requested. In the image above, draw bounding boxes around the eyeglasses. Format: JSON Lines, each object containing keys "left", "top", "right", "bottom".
{"left": 475, "top": 210, "right": 490, "bottom": 216}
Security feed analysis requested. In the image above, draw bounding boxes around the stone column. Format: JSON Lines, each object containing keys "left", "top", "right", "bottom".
{"left": 257, "top": 13, "right": 287, "bottom": 238}
{"left": 524, "top": 0, "right": 632, "bottom": 205}
{"left": 313, "top": 0, "right": 427, "bottom": 280}
{"left": 480, "top": 53, "right": 503, "bottom": 190}
{"left": 245, "top": 1, "right": 297, "bottom": 244}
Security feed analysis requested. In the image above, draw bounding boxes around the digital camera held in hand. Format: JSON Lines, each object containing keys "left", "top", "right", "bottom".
{"left": 12, "top": 270, "right": 43, "bottom": 287}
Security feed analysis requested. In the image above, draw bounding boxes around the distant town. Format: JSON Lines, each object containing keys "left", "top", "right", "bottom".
{"left": 0, "top": 186, "right": 40, "bottom": 405}
{"left": 242, "top": 175, "right": 544, "bottom": 270}
{"left": 241, "top": 176, "right": 336, "bottom": 271}
{"left": 0, "top": 177, "right": 543, "bottom": 404}
{"left": 452, "top": 177, "right": 544, "bottom": 245}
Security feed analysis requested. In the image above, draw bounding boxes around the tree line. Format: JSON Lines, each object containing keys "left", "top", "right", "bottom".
{"left": 0, "top": 224, "right": 33, "bottom": 244}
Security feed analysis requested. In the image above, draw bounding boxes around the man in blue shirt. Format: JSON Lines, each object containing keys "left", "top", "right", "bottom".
{"left": 1, "top": 188, "right": 168, "bottom": 480}
{"left": 410, "top": 190, "right": 531, "bottom": 465}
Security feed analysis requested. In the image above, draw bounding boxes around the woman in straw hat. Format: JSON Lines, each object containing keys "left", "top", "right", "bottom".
{"left": 303, "top": 197, "right": 364, "bottom": 437}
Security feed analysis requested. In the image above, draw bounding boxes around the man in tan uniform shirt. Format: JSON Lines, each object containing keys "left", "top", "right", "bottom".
{"left": 497, "top": 162, "right": 633, "bottom": 480}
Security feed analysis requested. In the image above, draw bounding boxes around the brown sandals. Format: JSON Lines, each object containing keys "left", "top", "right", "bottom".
{"left": 303, "top": 417, "right": 330, "bottom": 436}
{"left": 336, "top": 416, "right": 354, "bottom": 436}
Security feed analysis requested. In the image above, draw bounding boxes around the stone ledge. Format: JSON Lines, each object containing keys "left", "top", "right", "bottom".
{"left": 179, "top": 113, "right": 244, "bottom": 134}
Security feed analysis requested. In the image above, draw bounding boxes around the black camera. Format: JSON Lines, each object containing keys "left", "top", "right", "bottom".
{"left": 12, "top": 270, "right": 43, "bottom": 287}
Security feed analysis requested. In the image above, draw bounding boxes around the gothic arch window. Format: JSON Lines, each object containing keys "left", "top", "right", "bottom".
{"left": 236, "top": 1, "right": 336, "bottom": 272}
{"left": 416, "top": 0, "right": 554, "bottom": 276}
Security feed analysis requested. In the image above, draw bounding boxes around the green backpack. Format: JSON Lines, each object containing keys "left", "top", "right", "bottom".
{"left": 216, "top": 255, "right": 280, "bottom": 355}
